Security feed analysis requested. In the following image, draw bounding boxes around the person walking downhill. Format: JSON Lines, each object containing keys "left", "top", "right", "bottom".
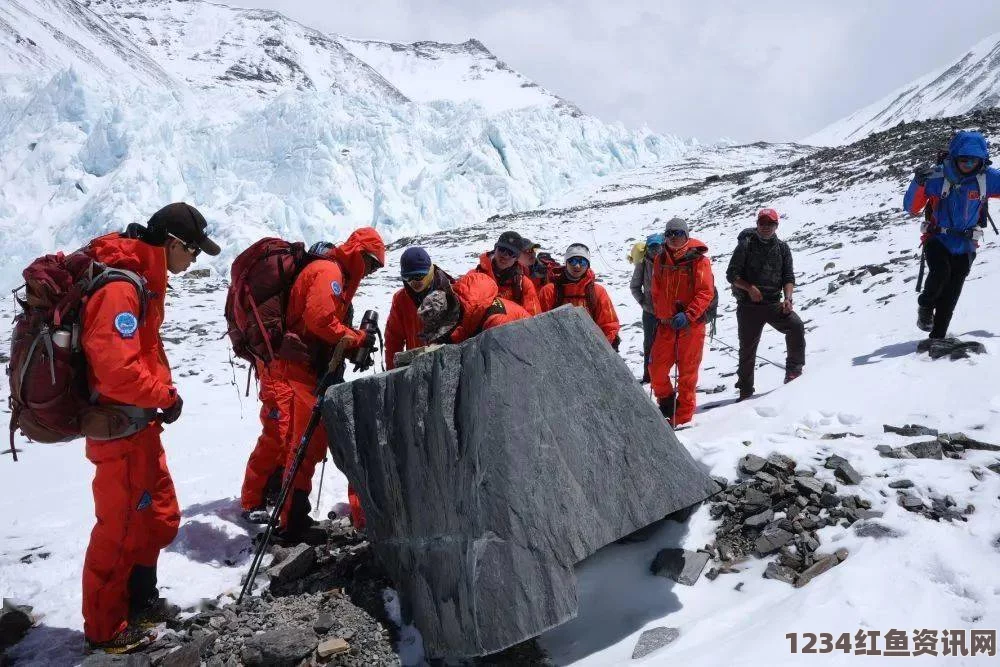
{"left": 725, "top": 208, "right": 804, "bottom": 401}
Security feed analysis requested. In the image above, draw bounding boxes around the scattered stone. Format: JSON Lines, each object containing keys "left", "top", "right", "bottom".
{"left": 242, "top": 627, "right": 318, "bottom": 667}
{"left": 989, "top": 463, "right": 1000, "bottom": 475}
{"left": 765, "top": 453, "right": 796, "bottom": 475}
{"left": 316, "top": 637, "right": 350, "bottom": 659}
{"left": 883, "top": 424, "right": 938, "bottom": 437}
{"left": 764, "top": 562, "right": 797, "bottom": 584}
{"left": 875, "top": 445, "right": 893, "bottom": 455}
{"left": 743, "top": 488, "right": 770, "bottom": 508}
{"left": 794, "top": 476, "right": 824, "bottom": 496}
{"left": 854, "top": 521, "right": 901, "bottom": 539}
{"left": 184, "top": 268, "right": 211, "bottom": 279}
{"left": 888, "top": 479, "right": 914, "bottom": 489}
{"left": 944, "top": 433, "right": 1000, "bottom": 452}
{"left": 880, "top": 441, "right": 943, "bottom": 460}
{"left": 631, "top": 627, "right": 681, "bottom": 659}
{"left": 744, "top": 509, "right": 774, "bottom": 528}
{"left": 739, "top": 454, "right": 767, "bottom": 475}
{"left": 81, "top": 654, "right": 152, "bottom": 666}
{"left": 835, "top": 548, "right": 849, "bottom": 562}
{"left": 824, "top": 455, "right": 848, "bottom": 469}
{"left": 267, "top": 544, "right": 315, "bottom": 584}
{"left": 899, "top": 494, "right": 924, "bottom": 512}
{"left": 313, "top": 612, "right": 335, "bottom": 635}
{"left": 794, "top": 554, "right": 840, "bottom": 587}
{"left": 651, "top": 549, "right": 710, "bottom": 586}
{"left": 755, "top": 524, "right": 794, "bottom": 555}
{"left": 831, "top": 460, "right": 862, "bottom": 485}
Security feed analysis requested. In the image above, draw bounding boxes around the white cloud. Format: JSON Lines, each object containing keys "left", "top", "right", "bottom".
{"left": 234, "top": 0, "right": 1000, "bottom": 142}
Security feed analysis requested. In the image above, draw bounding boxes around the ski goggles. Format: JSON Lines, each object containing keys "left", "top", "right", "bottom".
{"left": 167, "top": 233, "right": 201, "bottom": 257}
{"left": 956, "top": 157, "right": 983, "bottom": 171}
{"left": 566, "top": 256, "right": 590, "bottom": 268}
{"left": 664, "top": 229, "right": 688, "bottom": 239}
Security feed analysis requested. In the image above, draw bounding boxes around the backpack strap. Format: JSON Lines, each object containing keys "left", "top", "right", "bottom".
{"left": 554, "top": 282, "right": 565, "bottom": 307}
{"left": 88, "top": 267, "right": 148, "bottom": 321}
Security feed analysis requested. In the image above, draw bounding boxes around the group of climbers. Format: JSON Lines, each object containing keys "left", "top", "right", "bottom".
{"left": 17, "top": 129, "right": 994, "bottom": 657}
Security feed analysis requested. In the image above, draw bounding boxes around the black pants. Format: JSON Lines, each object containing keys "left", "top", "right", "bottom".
{"left": 736, "top": 303, "right": 805, "bottom": 393}
{"left": 918, "top": 238, "right": 974, "bottom": 339}
{"left": 642, "top": 310, "right": 657, "bottom": 370}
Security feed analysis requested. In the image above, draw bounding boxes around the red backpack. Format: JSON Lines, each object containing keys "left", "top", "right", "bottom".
{"left": 7, "top": 249, "right": 147, "bottom": 459}
{"left": 224, "top": 238, "right": 320, "bottom": 369}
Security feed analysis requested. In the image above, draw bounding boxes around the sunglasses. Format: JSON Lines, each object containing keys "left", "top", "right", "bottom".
{"left": 168, "top": 233, "right": 201, "bottom": 257}
{"left": 402, "top": 272, "right": 429, "bottom": 283}
{"left": 664, "top": 230, "right": 688, "bottom": 239}
{"left": 566, "top": 257, "right": 590, "bottom": 268}
{"left": 495, "top": 245, "right": 519, "bottom": 258}
{"left": 757, "top": 219, "right": 779, "bottom": 228}
{"left": 956, "top": 157, "right": 982, "bottom": 167}
{"left": 363, "top": 252, "right": 384, "bottom": 269}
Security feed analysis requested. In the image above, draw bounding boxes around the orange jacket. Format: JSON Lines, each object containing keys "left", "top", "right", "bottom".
{"left": 538, "top": 268, "right": 621, "bottom": 344}
{"left": 81, "top": 234, "right": 176, "bottom": 409}
{"left": 651, "top": 237, "right": 715, "bottom": 323}
{"left": 384, "top": 266, "right": 454, "bottom": 370}
{"left": 449, "top": 272, "right": 531, "bottom": 344}
{"left": 473, "top": 252, "right": 540, "bottom": 315}
{"left": 284, "top": 227, "right": 385, "bottom": 356}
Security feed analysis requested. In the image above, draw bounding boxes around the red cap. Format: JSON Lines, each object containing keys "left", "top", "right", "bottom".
{"left": 757, "top": 208, "right": 779, "bottom": 224}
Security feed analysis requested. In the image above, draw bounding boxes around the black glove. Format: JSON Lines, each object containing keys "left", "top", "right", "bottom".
{"left": 161, "top": 395, "right": 183, "bottom": 424}
{"left": 611, "top": 335, "right": 621, "bottom": 352}
{"left": 913, "top": 162, "right": 935, "bottom": 185}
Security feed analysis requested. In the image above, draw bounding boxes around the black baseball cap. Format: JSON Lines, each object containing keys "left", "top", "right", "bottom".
{"left": 495, "top": 231, "right": 523, "bottom": 255}
{"left": 146, "top": 203, "right": 221, "bottom": 256}
{"left": 520, "top": 237, "right": 541, "bottom": 252}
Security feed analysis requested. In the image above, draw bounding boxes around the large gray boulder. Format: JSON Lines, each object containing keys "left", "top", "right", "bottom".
{"left": 322, "top": 306, "right": 717, "bottom": 659}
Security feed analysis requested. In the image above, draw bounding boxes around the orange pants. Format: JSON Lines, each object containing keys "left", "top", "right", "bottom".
{"left": 650, "top": 322, "right": 706, "bottom": 426}
{"left": 83, "top": 425, "right": 179, "bottom": 643}
{"left": 276, "top": 361, "right": 366, "bottom": 531}
{"left": 240, "top": 368, "right": 292, "bottom": 511}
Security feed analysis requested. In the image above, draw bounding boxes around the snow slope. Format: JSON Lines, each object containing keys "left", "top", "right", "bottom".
{"left": 4, "top": 105, "right": 1000, "bottom": 665}
{"left": 0, "top": 0, "right": 691, "bottom": 290}
{"left": 806, "top": 31, "right": 1000, "bottom": 146}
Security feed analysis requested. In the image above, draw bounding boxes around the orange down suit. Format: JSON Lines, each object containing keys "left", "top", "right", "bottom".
{"left": 473, "top": 253, "right": 541, "bottom": 315}
{"left": 80, "top": 234, "right": 180, "bottom": 643}
{"left": 448, "top": 272, "right": 531, "bottom": 343}
{"left": 273, "top": 228, "right": 385, "bottom": 531}
{"left": 537, "top": 269, "right": 621, "bottom": 344}
{"left": 239, "top": 360, "right": 292, "bottom": 511}
{"left": 650, "top": 238, "right": 715, "bottom": 426}
{"left": 383, "top": 266, "right": 454, "bottom": 370}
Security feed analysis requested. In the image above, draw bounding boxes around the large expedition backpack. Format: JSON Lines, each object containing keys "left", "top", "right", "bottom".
{"left": 7, "top": 249, "right": 148, "bottom": 458}
{"left": 224, "top": 238, "right": 321, "bottom": 369}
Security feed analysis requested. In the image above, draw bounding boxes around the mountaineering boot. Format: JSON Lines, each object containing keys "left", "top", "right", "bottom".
{"left": 640, "top": 367, "right": 650, "bottom": 384}
{"left": 263, "top": 467, "right": 284, "bottom": 507}
{"left": 784, "top": 370, "right": 802, "bottom": 384}
{"left": 736, "top": 390, "right": 754, "bottom": 402}
{"left": 274, "top": 490, "right": 326, "bottom": 546}
{"left": 917, "top": 306, "right": 933, "bottom": 332}
{"left": 131, "top": 597, "right": 181, "bottom": 630}
{"left": 657, "top": 394, "right": 676, "bottom": 421}
{"left": 86, "top": 625, "right": 154, "bottom": 655}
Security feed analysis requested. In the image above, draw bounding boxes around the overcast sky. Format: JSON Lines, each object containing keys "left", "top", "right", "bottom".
{"left": 235, "top": 0, "right": 1000, "bottom": 143}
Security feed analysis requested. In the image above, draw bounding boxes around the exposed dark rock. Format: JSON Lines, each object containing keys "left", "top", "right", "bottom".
{"left": 899, "top": 494, "right": 925, "bottom": 512}
{"left": 879, "top": 441, "right": 943, "bottom": 460}
{"left": 883, "top": 424, "right": 938, "bottom": 437}
{"left": 267, "top": 544, "right": 315, "bottom": 584}
{"left": 794, "top": 476, "right": 824, "bottom": 496}
{"left": 631, "top": 627, "right": 680, "bottom": 659}
{"left": 322, "top": 307, "right": 717, "bottom": 659}
{"left": 744, "top": 509, "right": 774, "bottom": 528}
{"left": 755, "top": 524, "right": 794, "bottom": 555}
{"left": 763, "top": 562, "right": 797, "bottom": 584}
{"left": 854, "top": 521, "right": 901, "bottom": 539}
{"left": 831, "top": 460, "right": 862, "bottom": 485}
{"left": 651, "top": 549, "right": 710, "bottom": 586}
{"left": 888, "top": 479, "right": 914, "bottom": 489}
{"left": 241, "top": 627, "right": 318, "bottom": 667}
{"left": 0, "top": 600, "right": 32, "bottom": 650}
{"left": 81, "top": 654, "right": 152, "bottom": 666}
{"left": 738, "top": 454, "right": 767, "bottom": 475}
{"left": 943, "top": 433, "right": 1000, "bottom": 452}
{"left": 794, "top": 553, "right": 841, "bottom": 587}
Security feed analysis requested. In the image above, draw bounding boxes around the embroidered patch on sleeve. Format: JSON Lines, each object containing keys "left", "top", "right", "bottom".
{"left": 136, "top": 490, "right": 152, "bottom": 511}
{"left": 114, "top": 312, "right": 139, "bottom": 339}
{"left": 331, "top": 280, "right": 343, "bottom": 296}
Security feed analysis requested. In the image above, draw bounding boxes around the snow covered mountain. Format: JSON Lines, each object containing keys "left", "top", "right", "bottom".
{"left": 5, "top": 98, "right": 1000, "bottom": 665}
{"left": 806, "top": 31, "right": 1000, "bottom": 146}
{"left": 0, "top": 0, "right": 690, "bottom": 288}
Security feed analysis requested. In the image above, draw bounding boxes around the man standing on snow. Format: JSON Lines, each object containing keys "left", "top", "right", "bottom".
{"left": 383, "top": 246, "right": 454, "bottom": 370}
{"left": 538, "top": 243, "right": 621, "bottom": 348}
{"left": 726, "top": 208, "right": 804, "bottom": 401}
{"left": 471, "top": 231, "right": 541, "bottom": 315}
{"left": 81, "top": 203, "right": 220, "bottom": 654}
{"left": 904, "top": 130, "right": 1000, "bottom": 340}
{"left": 649, "top": 217, "right": 715, "bottom": 427}
{"left": 630, "top": 232, "right": 664, "bottom": 382}
{"left": 272, "top": 228, "right": 385, "bottom": 540}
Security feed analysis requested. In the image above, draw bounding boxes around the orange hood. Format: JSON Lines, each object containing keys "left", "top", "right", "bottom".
{"left": 87, "top": 233, "right": 167, "bottom": 296}
{"left": 329, "top": 227, "right": 385, "bottom": 300}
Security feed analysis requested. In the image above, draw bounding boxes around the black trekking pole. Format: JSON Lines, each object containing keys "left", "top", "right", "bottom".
{"left": 916, "top": 245, "right": 926, "bottom": 293}
{"left": 988, "top": 210, "right": 999, "bottom": 236}
{"left": 237, "top": 338, "right": 348, "bottom": 604}
{"left": 710, "top": 336, "right": 786, "bottom": 371}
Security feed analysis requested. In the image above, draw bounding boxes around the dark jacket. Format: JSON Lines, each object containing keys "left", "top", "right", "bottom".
{"left": 725, "top": 228, "right": 794, "bottom": 304}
